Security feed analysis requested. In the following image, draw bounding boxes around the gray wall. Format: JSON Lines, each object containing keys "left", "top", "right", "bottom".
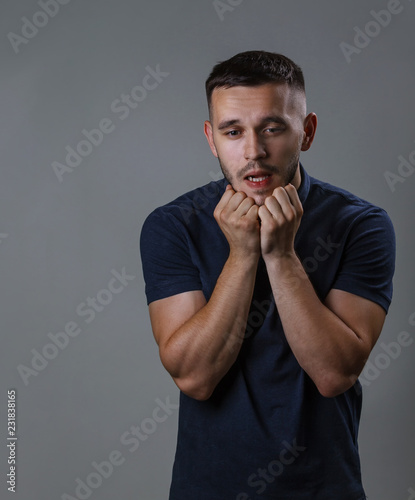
{"left": 1, "top": 1, "right": 414, "bottom": 499}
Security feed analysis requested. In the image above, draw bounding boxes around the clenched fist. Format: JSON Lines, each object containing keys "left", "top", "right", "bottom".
{"left": 258, "top": 184, "right": 303, "bottom": 259}
{"left": 214, "top": 185, "right": 260, "bottom": 261}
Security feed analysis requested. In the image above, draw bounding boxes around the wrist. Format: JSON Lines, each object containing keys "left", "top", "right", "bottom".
{"left": 228, "top": 249, "right": 260, "bottom": 269}
{"left": 263, "top": 252, "right": 308, "bottom": 300}
{"left": 262, "top": 249, "right": 297, "bottom": 267}
{"left": 263, "top": 251, "right": 304, "bottom": 280}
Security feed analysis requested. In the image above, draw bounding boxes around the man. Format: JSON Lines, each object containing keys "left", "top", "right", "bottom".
{"left": 140, "top": 51, "right": 395, "bottom": 499}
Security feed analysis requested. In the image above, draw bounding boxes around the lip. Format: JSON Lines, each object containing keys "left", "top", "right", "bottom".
{"left": 243, "top": 172, "right": 273, "bottom": 190}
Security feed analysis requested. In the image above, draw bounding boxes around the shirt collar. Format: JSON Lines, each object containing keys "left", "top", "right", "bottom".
{"left": 297, "top": 163, "right": 311, "bottom": 205}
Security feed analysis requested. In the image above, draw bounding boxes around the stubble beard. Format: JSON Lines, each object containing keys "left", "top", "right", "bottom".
{"left": 217, "top": 151, "right": 300, "bottom": 206}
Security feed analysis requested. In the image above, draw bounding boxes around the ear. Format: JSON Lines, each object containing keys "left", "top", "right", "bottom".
{"left": 204, "top": 120, "right": 218, "bottom": 158}
{"left": 301, "top": 113, "right": 317, "bottom": 151}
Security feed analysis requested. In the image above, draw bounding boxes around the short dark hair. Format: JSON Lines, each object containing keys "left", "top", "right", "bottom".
{"left": 205, "top": 50, "right": 305, "bottom": 113}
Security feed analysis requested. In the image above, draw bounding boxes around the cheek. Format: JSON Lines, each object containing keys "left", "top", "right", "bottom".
{"left": 274, "top": 134, "right": 302, "bottom": 156}
{"left": 218, "top": 140, "right": 242, "bottom": 163}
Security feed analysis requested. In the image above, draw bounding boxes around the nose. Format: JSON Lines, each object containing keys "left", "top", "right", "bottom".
{"left": 243, "top": 132, "right": 266, "bottom": 161}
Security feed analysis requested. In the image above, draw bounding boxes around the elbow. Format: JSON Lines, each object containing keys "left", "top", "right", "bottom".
{"left": 317, "top": 384, "right": 348, "bottom": 399}
{"left": 313, "top": 353, "right": 368, "bottom": 398}
{"left": 174, "top": 376, "right": 215, "bottom": 401}
{"left": 315, "top": 371, "right": 358, "bottom": 399}
{"left": 173, "top": 375, "right": 216, "bottom": 401}
{"left": 159, "top": 348, "right": 217, "bottom": 401}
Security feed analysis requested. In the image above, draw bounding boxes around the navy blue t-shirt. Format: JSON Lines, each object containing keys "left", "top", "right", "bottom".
{"left": 140, "top": 164, "right": 395, "bottom": 500}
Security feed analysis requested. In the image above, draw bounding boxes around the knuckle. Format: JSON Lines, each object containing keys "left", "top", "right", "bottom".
{"left": 262, "top": 218, "right": 274, "bottom": 231}
{"left": 219, "top": 210, "right": 228, "bottom": 224}
{"left": 285, "top": 211, "right": 295, "bottom": 223}
{"left": 238, "top": 218, "right": 247, "bottom": 230}
{"left": 229, "top": 213, "right": 239, "bottom": 226}
{"left": 258, "top": 205, "right": 267, "bottom": 218}
{"left": 244, "top": 197, "right": 254, "bottom": 209}
{"left": 235, "top": 192, "right": 247, "bottom": 204}
{"left": 264, "top": 197, "right": 274, "bottom": 210}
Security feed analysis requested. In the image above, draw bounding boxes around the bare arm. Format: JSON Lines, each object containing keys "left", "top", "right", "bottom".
{"left": 259, "top": 184, "right": 386, "bottom": 397}
{"left": 149, "top": 186, "right": 260, "bottom": 400}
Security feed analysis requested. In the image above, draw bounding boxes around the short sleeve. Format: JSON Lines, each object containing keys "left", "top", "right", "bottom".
{"left": 331, "top": 208, "right": 396, "bottom": 313}
{"left": 140, "top": 209, "right": 203, "bottom": 305}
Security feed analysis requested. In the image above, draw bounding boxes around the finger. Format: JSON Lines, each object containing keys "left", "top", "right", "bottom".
{"left": 284, "top": 184, "right": 303, "bottom": 216}
{"left": 245, "top": 203, "right": 259, "bottom": 221}
{"left": 215, "top": 191, "right": 248, "bottom": 220}
{"left": 272, "top": 186, "right": 290, "bottom": 206}
{"left": 257, "top": 204, "right": 274, "bottom": 224}
{"left": 235, "top": 196, "right": 255, "bottom": 216}
{"left": 226, "top": 191, "right": 248, "bottom": 212}
{"left": 272, "top": 187, "right": 297, "bottom": 221}
{"left": 264, "top": 195, "right": 285, "bottom": 222}
{"left": 215, "top": 186, "right": 236, "bottom": 214}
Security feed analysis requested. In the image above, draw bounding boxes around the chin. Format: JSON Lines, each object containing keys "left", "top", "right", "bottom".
{"left": 252, "top": 194, "right": 269, "bottom": 207}
{"left": 250, "top": 187, "right": 277, "bottom": 206}
{"left": 233, "top": 183, "right": 276, "bottom": 206}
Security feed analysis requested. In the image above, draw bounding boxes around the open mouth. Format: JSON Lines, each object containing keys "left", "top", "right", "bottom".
{"left": 246, "top": 175, "right": 271, "bottom": 183}
{"left": 244, "top": 174, "right": 273, "bottom": 189}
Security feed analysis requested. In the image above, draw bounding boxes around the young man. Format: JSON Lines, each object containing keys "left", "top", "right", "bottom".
{"left": 140, "top": 51, "right": 395, "bottom": 499}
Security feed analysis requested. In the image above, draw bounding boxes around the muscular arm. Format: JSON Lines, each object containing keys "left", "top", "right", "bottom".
{"left": 149, "top": 186, "right": 260, "bottom": 400}
{"left": 259, "top": 184, "right": 386, "bottom": 397}
{"left": 265, "top": 254, "right": 385, "bottom": 397}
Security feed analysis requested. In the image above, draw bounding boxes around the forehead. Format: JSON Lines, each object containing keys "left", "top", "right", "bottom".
{"left": 210, "top": 83, "right": 304, "bottom": 123}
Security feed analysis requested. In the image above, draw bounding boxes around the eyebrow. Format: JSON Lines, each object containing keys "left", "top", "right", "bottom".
{"left": 217, "top": 119, "right": 240, "bottom": 130}
{"left": 217, "top": 115, "right": 288, "bottom": 130}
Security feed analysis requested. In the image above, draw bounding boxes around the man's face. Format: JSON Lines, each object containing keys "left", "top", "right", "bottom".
{"left": 204, "top": 83, "right": 312, "bottom": 206}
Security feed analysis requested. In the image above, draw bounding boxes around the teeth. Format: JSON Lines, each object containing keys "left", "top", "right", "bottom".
{"left": 247, "top": 176, "right": 269, "bottom": 182}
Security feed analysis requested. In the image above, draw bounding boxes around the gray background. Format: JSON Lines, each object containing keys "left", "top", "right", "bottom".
{"left": 1, "top": 1, "right": 414, "bottom": 499}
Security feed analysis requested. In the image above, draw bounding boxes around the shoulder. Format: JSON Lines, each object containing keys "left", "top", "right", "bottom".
{"left": 301, "top": 170, "right": 395, "bottom": 262}
{"left": 300, "top": 171, "right": 395, "bottom": 310}
{"left": 309, "top": 175, "right": 375, "bottom": 209}
{"left": 306, "top": 174, "right": 393, "bottom": 229}
{"left": 140, "top": 179, "right": 227, "bottom": 251}
{"left": 143, "top": 178, "right": 226, "bottom": 229}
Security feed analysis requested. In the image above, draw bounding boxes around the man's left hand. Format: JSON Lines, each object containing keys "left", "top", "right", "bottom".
{"left": 258, "top": 184, "right": 303, "bottom": 259}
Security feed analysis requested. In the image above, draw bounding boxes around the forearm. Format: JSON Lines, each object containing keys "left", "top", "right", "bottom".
{"left": 265, "top": 253, "right": 368, "bottom": 397}
{"left": 162, "top": 253, "right": 259, "bottom": 400}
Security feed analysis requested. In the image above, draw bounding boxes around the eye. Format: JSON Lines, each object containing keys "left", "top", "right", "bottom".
{"left": 225, "top": 130, "right": 241, "bottom": 137}
{"left": 264, "top": 126, "right": 284, "bottom": 134}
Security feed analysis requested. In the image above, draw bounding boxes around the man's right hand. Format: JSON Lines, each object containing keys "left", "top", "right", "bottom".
{"left": 150, "top": 184, "right": 261, "bottom": 400}
{"left": 213, "top": 185, "right": 260, "bottom": 260}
